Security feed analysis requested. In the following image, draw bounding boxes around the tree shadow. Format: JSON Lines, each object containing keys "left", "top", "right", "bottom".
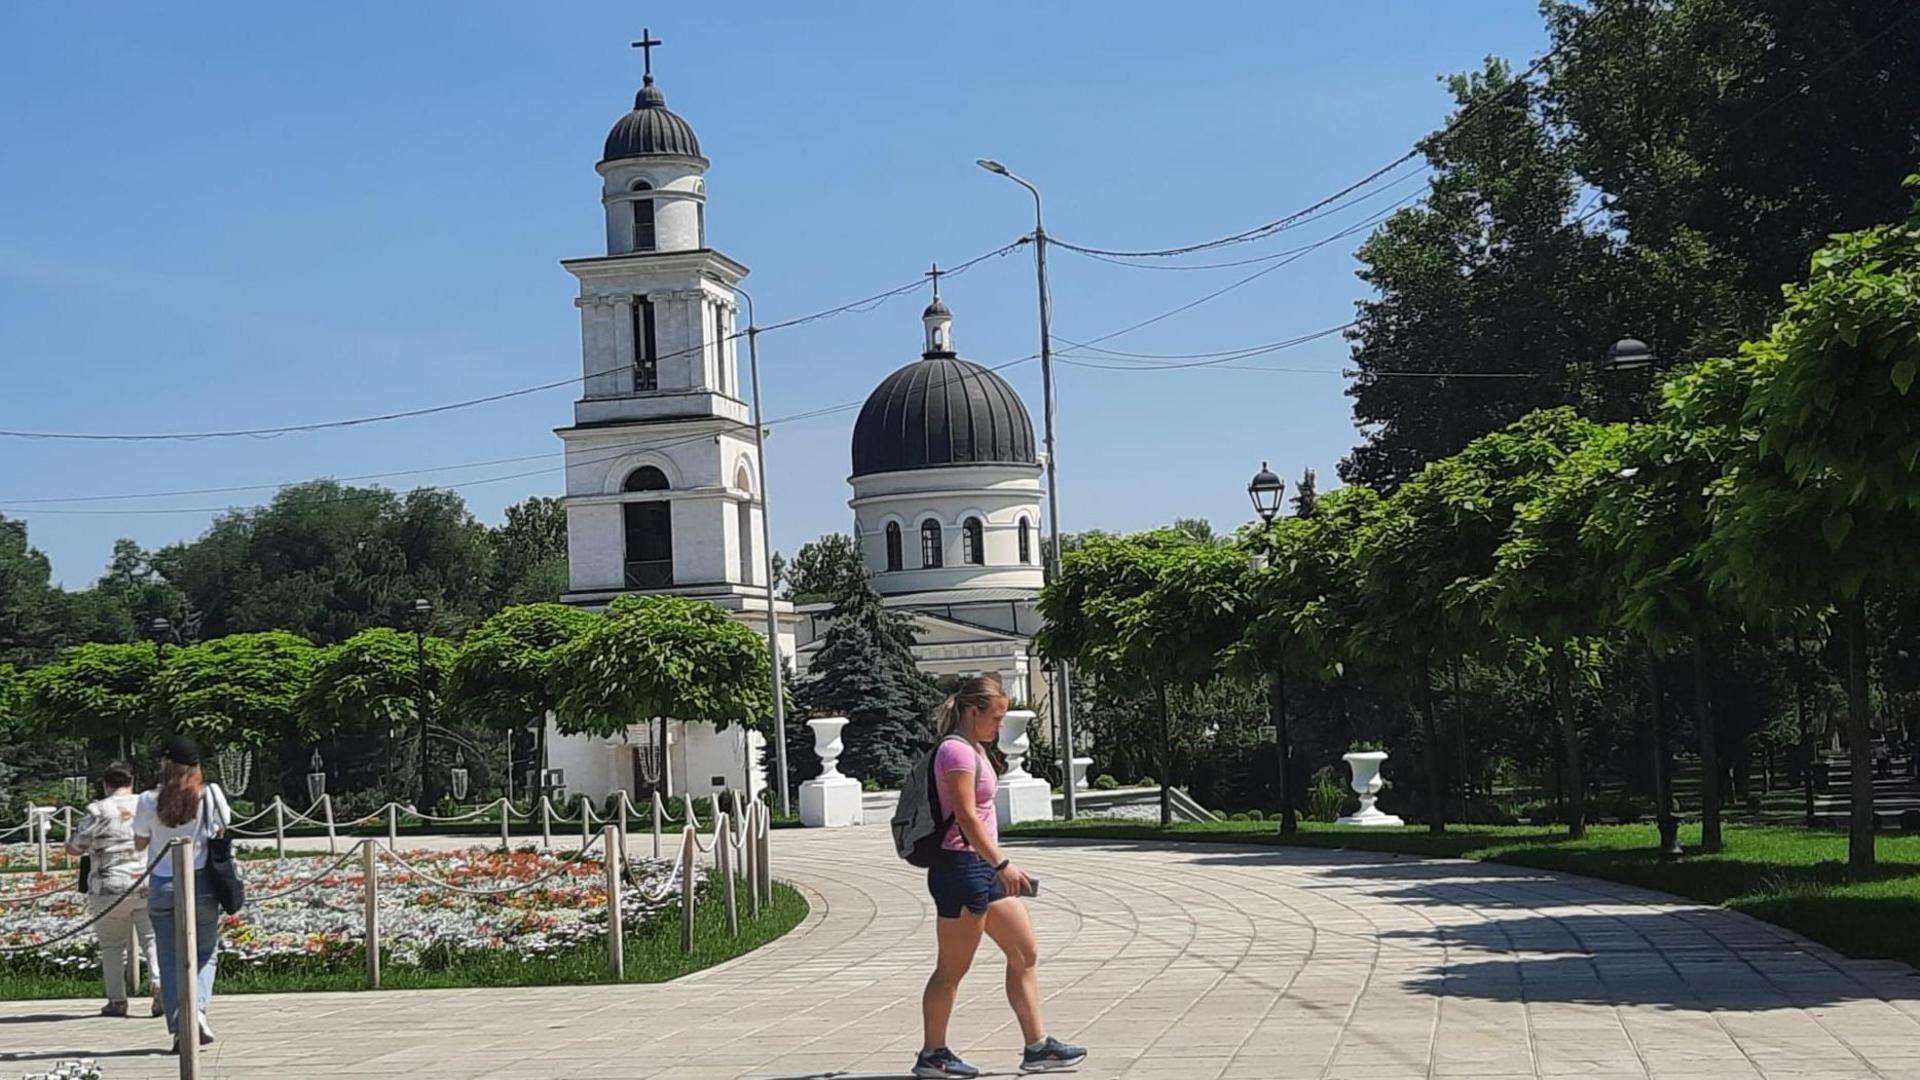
{"left": 0, "top": 1047, "right": 171, "bottom": 1063}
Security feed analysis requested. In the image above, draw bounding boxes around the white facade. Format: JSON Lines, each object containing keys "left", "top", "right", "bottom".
{"left": 544, "top": 66, "right": 793, "bottom": 808}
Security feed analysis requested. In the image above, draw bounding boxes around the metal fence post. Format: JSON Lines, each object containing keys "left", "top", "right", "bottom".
{"left": 758, "top": 804, "right": 772, "bottom": 907}
{"left": 617, "top": 793, "right": 629, "bottom": 857}
{"left": 273, "top": 798, "right": 286, "bottom": 860}
{"left": 35, "top": 810, "right": 47, "bottom": 874}
{"left": 499, "top": 797, "right": 511, "bottom": 851}
{"left": 386, "top": 803, "right": 398, "bottom": 852}
{"left": 745, "top": 802, "right": 761, "bottom": 918}
{"left": 603, "top": 826, "right": 624, "bottom": 979}
{"left": 362, "top": 841, "right": 380, "bottom": 989}
{"left": 680, "top": 826, "right": 696, "bottom": 955}
{"left": 652, "top": 792, "right": 663, "bottom": 860}
{"left": 719, "top": 812, "right": 738, "bottom": 938}
{"left": 540, "top": 796, "right": 553, "bottom": 850}
{"left": 173, "top": 840, "right": 201, "bottom": 1079}
{"left": 579, "top": 795, "right": 591, "bottom": 849}
{"left": 324, "top": 794, "right": 337, "bottom": 855}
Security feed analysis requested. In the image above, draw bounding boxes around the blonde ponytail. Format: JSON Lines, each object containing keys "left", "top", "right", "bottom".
{"left": 937, "top": 673, "right": 1008, "bottom": 740}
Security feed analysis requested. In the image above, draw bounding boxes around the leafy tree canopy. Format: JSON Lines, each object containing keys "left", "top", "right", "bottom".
{"left": 303, "top": 627, "right": 457, "bottom": 741}
{"left": 553, "top": 595, "right": 772, "bottom": 740}
{"left": 158, "top": 631, "right": 316, "bottom": 751}
{"left": 447, "top": 602, "right": 600, "bottom": 731}
{"left": 782, "top": 533, "right": 865, "bottom": 604}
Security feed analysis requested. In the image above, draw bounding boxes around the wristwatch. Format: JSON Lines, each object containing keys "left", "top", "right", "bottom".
{"left": 993, "top": 858, "right": 1011, "bottom": 872}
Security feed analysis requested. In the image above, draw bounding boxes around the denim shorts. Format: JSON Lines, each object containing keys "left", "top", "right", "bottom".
{"left": 926, "top": 849, "right": 1006, "bottom": 919}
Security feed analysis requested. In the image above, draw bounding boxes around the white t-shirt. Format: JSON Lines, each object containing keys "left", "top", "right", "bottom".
{"left": 73, "top": 792, "right": 144, "bottom": 894}
{"left": 133, "top": 784, "right": 231, "bottom": 879}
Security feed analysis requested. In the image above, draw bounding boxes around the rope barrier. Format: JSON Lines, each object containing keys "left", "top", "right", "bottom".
{"left": 0, "top": 845, "right": 168, "bottom": 955}
{"left": 246, "top": 842, "right": 370, "bottom": 903}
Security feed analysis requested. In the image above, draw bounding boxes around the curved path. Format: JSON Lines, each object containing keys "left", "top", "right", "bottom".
{"left": 6, "top": 826, "right": 1920, "bottom": 1079}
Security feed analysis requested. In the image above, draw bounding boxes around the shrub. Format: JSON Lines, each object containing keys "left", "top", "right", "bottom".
{"left": 1138, "top": 776, "right": 1157, "bottom": 789}
{"left": 1228, "top": 812, "right": 1250, "bottom": 822}
{"left": 1093, "top": 774, "right": 1119, "bottom": 790}
{"left": 1246, "top": 809, "right": 1265, "bottom": 822}
{"left": 1308, "top": 768, "right": 1349, "bottom": 823}
{"left": 860, "top": 777, "right": 881, "bottom": 793}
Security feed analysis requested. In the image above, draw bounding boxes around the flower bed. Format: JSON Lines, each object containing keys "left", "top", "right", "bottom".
{"left": 0, "top": 843, "right": 79, "bottom": 875}
{"left": 0, "top": 846, "right": 690, "bottom": 978}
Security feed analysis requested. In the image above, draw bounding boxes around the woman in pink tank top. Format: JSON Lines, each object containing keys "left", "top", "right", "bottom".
{"left": 912, "top": 674, "right": 1086, "bottom": 1078}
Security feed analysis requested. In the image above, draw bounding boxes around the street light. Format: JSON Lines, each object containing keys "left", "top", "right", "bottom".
{"left": 450, "top": 750, "right": 470, "bottom": 803}
{"left": 306, "top": 749, "right": 327, "bottom": 805}
{"left": 1247, "top": 463, "right": 1297, "bottom": 836}
{"left": 145, "top": 617, "right": 177, "bottom": 762}
{"left": 1602, "top": 337, "right": 1657, "bottom": 372}
{"left": 737, "top": 287, "right": 792, "bottom": 817}
{"left": 412, "top": 597, "right": 434, "bottom": 807}
{"left": 978, "top": 156, "right": 1078, "bottom": 821}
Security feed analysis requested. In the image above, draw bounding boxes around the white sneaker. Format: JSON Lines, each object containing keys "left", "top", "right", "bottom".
{"left": 196, "top": 1013, "right": 215, "bottom": 1046}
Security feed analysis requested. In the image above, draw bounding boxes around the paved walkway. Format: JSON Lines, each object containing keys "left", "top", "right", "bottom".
{"left": 6, "top": 827, "right": 1920, "bottom": 1078}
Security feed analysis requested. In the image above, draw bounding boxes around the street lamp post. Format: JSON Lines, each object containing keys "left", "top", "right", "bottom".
{"left": 1599, "top": 337, "right": 1684, "bottom": 860}
{"left": 412, "top": 598, "right": 434, "bottom": 808}
{"left": 145, "top": 617, "right": 177, "bottom": 763}
{"left": 737, "top": 289, "right": 791, "bottom": 816}
{"left": 1246, "top": 463, "right": 1296, "bottom": 835}
{"left": 978, "top": 157, "right": 1077, "bottom": 820}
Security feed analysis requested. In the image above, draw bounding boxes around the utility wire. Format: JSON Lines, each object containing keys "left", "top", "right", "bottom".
{"left": 0, "top": 240, "right": 1025, "bottom": 444}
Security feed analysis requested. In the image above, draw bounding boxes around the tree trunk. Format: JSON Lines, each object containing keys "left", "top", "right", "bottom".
{"left": 1551, "top": 643, "right": 1587, "bottom": 839}
{"left": 1645, "top": 645, "right": 1679, "bottom": 854}
{"left": 1844, "top": 596, "right": 1877, "bottom": 869}
{"left": 1156, "top": 683, "right": 1172, "bottom": 829}
{"left": 1271, "top": 674, "right": 1296, "bottom": 835}
{"left": 1452, "top": 660, "right": 1470, "bottom": 820}
{"left": 1692, "top": 637, "right": 1722, "bottom": 852}
{"left": 1417, "top": 654, "right": 1445, "bottom": 835}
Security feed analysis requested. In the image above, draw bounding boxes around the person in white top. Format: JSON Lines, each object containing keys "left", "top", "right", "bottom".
{"left": 65, "top": 762, "right": 163, "bottom": 1018}
{"left": 133, "top": 736, "right": 230, "bottom": 1052}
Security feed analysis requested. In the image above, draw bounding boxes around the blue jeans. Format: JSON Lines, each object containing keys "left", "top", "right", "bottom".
{"left": 148, "top": 874, "right": 220, "bottom": 1034}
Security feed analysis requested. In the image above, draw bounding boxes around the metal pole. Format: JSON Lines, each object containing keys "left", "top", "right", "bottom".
{"left": 603, "top": 826, "right": 624, "bottom": 979}
{"left": 414, "top": 625, "right": 429, "bottom": 807}
{"left": 500, "top": 797, "right": 511, "bottom": 851}
{"left": 274, "top": 798, "right": 285, "bottom": 859}
{"left": 173, "top": 841, "right": 200, "bottom": 1079}
{"left": 998, "top": 168, "right": 1079, "bottom": 820}
{"left": 652, "top": 791, "right": 663, "bottom": 859}
{"left": 362, "top": 841, "right": 380, "bottom": 988}
{"left": 719, "top": 813, "right": 739, "bottom": 938}
{"left": 741, "top": 292, "right": 792, "bottom": 818}
{"left": 387, "top": 803, "right": 398, "bottom": 852}
{"left": 680, "top": 827, "right": 696, "bottom": 955}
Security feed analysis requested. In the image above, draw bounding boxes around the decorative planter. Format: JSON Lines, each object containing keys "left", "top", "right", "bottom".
{"left": 800, "top": 717, "right": 860, "bottom": 827}
{"left": 995, "top": 710, "right": 1052, "bottom": 827}
{"left": 1069, "top": 756, "right": 1093, "bottom": 790}
{"left": 1336, "top": 751, "right": 1405, "bottom": 827}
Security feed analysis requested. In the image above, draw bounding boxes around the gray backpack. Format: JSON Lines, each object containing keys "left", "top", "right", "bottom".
{"left": 892, "top": 735, "right": 967, "bottom": 867}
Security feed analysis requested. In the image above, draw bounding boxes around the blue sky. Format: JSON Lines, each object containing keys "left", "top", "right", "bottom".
{"left": 0, "top": 2, "right": 1547, "bottom": 586}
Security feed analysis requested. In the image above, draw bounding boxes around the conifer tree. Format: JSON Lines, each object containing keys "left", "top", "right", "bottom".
{"left": 801, "top": 568, "right": 939, "bottom": 788}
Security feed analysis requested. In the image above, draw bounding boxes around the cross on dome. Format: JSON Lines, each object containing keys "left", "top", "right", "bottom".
{"left": 631, "top": 27, "right": 663, "bottom": 84}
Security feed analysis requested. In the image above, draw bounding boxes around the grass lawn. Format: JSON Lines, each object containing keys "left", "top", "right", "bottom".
{"left": 1008, "top": 819, "right": 1920, "bottom": 970}
{"left": 0, "top": 880, "right": 807, "bottom": 1000}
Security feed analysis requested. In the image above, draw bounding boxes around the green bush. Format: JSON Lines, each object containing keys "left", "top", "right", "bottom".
{"left": 1093, "top": 774, "right": 1119, "bottom": 790}
{"left": 1138, "top": 776, "right": 1157, "bottom": 789}
{"left": 1228, "top": 812, "right": 1250, "bottom": 822}
{"left": 1246, "top": 809, "right": 1265, "bottom": 822}
{"left": 860, "top": 777, "right": 881, "bottom": 793}
{"left": 1308, "top": 768, "right": 1350, "bottom": 823}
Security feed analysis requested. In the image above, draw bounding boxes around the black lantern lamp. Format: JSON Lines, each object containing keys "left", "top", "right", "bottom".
{"left": 1602, "top": 337, "right": 1657, "bottom": 372}
{"left": 1248, "top": 462, "right": 1285, "bottom": 525}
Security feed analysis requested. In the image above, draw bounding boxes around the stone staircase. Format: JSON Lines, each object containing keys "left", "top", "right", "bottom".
{"left": 1809, "top": 745, "right": 1920, "bottom": 828}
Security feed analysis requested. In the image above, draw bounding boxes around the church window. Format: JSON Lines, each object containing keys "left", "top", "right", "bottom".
{"left": 622, "top": 465, "right": 670, "bottom": 492}
{"left": 736, "top": 467, "right": 755, "bottom": 584}
{"left": 631, "top": 182, "right": 656, "bottom": 252}
{"left": 1018, "top": 518, "right": 1032, "bottom": 564}
{"left": 698, "top": 202, "right": 706, "bottom": 247}
{"left": 963, "top": 517, "right": 985, "bottom": 566}
{"left": 634, "top": 298, "right": 658, "bottom": 391}
{"left": 920, "top": 520, "right": 943, "bottom": 569}
{"left": 885, "top": 522, "right": 903, "bottom": 572}
{"left": 623, "top": 501, "right": 673, "bottom": 589}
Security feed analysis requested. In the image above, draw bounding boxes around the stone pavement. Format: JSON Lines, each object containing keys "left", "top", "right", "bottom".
{"left": 6, "top": 826, "right": 1920, "bottom": 1078}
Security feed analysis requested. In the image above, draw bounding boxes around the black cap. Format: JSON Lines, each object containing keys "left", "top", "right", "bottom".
{"left": 161, "top": 735, "right": 201, "bottom": 767}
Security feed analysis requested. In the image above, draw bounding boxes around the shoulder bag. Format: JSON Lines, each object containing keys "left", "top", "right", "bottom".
{"left": 200, "top": 788, "right": 245, "bottom": 915}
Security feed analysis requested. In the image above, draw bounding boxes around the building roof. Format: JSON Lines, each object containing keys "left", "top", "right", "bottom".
{"left": 603, "top": 78, "right": 703, "bottom": 163}
{"left": 850, "top": 356, "right": 1037, "bottom": 477}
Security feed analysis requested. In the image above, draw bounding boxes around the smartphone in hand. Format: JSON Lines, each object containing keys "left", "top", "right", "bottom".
{"left": 1019, "top": 875, "right": 1041, "bottom": 898}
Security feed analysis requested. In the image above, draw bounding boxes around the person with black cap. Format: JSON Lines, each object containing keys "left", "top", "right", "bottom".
{"left": 132, "top": 735, "right": 230, "bottom": 1051}
{"left": 66, "top": 761, "right": 163, "bottom": 1019}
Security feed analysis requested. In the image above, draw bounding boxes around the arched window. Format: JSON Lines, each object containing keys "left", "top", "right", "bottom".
{"left": 885, "top": 522, "right": 903, "bottom": 572}
{"left": 622, "top": 466, "right": 670, "bottom": 492}
{"left": 1018, "top": 518, "right": 1032, "bottom": 565}
{"left": 631, "top": 181, "right": 656, "bottom": 252}
{"left": 920, "top": 520, "right": 943, "bottom": 569}
{"left": 963, "top": 517, "right": 985, "bottom": 566}
{"left": 736, "top": 468, "right": 755, "bottom": 585}
{"left": 622, "top": 465, "right": 672, "bottom": 588}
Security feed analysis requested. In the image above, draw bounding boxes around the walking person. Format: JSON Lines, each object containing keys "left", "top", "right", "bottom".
{"left": 65, "top": 762, "right": 163, "bottom": 1018}
{"left": 914, "top": 675, "right": 1086, "bottom": 1078}
{"left": 133, "top": 736, "right": 230, "bottom": 1051}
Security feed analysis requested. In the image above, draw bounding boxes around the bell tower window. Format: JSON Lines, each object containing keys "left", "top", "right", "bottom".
{"left": 633, "top": 298, "right": 658, "bottom": 391}
{"left": 631, "top": 181, "right": 656, "bottom": 252}
{"left": 621, "top": 466, "right": 673, "bottom": 589}
{"left": 1018, "top": 518, "right": 1033, "bottom": 564}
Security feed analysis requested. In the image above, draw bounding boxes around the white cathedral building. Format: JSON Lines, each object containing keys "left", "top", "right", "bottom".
{"left": 543, "top": 54, "right": 1046, "bottom": 806}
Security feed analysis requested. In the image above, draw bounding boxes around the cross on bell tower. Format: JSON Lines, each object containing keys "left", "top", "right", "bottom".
{"left": 922, "top": 262, "right": 954, "bottom": 357}
{"left": 631, "top": 27, "right": 663, "bottom": 83}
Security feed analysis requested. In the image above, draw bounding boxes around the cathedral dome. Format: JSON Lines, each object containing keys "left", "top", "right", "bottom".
{"left": 603, "top": 79, "right": 703, "bottom": 163}
{"left": 851, "top": 356, "right": 1038, "bottom": 477}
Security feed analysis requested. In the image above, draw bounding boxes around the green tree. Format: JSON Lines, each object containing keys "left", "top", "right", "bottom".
{"left": 0, "top": 516, "right": 64, "bottom": 666}
{"left": 22, "top": 642, "right": 160, "bottom": 761}
{"left": 157, "top": 631, "right": 315, "bottom": 771}
{"left": 800, "top": 568, "right": 939, "bottom": 788}
{"left": 448, "top": 602, "right": 600, "bottom": 798}
{"left": 1040, "top": 531, "right": 1247, "bottom": 826}
{"left": 781, "top": 533, "right": 865, "bottom": 604}
{"left": 1343, "top": 61, "right": 1634, "bottom": 489}
{"left": 1291, "top": 467, "right": 1320, "bottom": 519}
{"left": 1702, "top": 186, "right": 1920, "bottom": 867}
{"left": 486, "top": 497, "right": 569, "bottom": 607}
{"left": 552, "top": 595, "right": 773, "bottom": 782}
{"left": 303, "top": 627, "right": 457, "bottom": 798}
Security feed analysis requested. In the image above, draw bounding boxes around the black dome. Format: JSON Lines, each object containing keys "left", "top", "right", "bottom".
{"left": 603, "top": 79, "right": 703, "bottom": 163}
{"left": 852, "top": 357, "right": 1038, "bottom": 477}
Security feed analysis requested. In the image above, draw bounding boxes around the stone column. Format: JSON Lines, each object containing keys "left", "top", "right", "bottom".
{"left": 611, "top": 296, "right": 635, "bottom": 395}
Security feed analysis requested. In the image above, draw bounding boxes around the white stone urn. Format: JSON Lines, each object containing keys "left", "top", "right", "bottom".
{"left": 994, "top": 710, "right": 1052, "bottom": 826}
{"left": 1069, "top": 756, "right": 1094, "bottom": 790}
{"left": 809, "top": 717, "right": 849, "bottom": 779}
{"left": 800, "top": 717, "right": 860, "bottom": 828}
{"left": 1336, "top": 750, "right": 1405, "bottom": 827}
{"left": 996, "top": 710, "right": 1033, "bottom": 779}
